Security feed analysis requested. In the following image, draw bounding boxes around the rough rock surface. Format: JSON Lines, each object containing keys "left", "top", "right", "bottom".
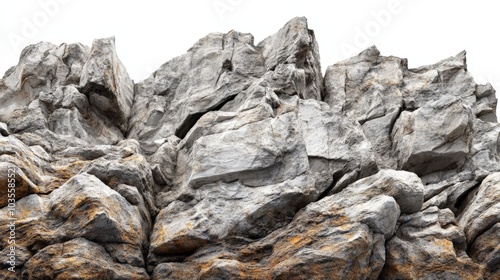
{"left": 0, "top": 17, "right": 499, "bottom": 279}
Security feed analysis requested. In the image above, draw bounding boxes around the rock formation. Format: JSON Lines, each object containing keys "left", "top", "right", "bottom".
{"left": 0, "top": 17, "right": 499, "bottom": 279}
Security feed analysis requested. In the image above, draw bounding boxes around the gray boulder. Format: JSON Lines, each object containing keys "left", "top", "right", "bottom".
{"left": 458, "top": 172, "right": 500, "bottom": 278}
{"left": 0, "top": 42, "right": 89, "bottom": 122}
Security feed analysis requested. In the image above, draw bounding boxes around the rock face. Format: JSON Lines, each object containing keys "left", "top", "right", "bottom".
{"left": 0, "top": 17, "right": 499, "bottom": 279}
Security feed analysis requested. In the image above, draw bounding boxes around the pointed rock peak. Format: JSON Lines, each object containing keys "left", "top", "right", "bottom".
{"left": 257, "top": 16, "right": 315, "bottom": 70}
{"left": 359, "top": 45, "right": 381, "bottom": 61}
{"left": 18, "top": 41, "right": 57, "bottom": 60}
{"left": 456, "top": 49, "right": 467, "bottom": 58}
{"left": 188, "top": 30, "right": 255, "bottom": 52}
{"left": 80, "top": 36, "right": 134, "bottom": 134}
{"left": 436, "top": 49, "right": 467, "bottom": 70}
{"left": 334, "top": 45, "right": 381, "bottom": 66}
{"left": 455, "top": 49, "right": 467, "bottom": 70}
{"left": 410, "top": 49, "right": 468, "bottom": 73}
{"left": 89, "top": 36, "right": 116, "bottom": 54}
{"left": 256, "top": 16, "right": 323, "bottom": 100}
{"left": 188, "top": 32, "right": 226, "bottom": 51}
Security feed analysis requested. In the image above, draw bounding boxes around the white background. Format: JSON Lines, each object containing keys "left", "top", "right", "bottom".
{"left": 1, "top": 0, "right": 498, "bottom": 103}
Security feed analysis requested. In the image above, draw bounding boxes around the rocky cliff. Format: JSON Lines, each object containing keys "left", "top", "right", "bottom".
{"left": 0, "top": 17, "right": 499, "bottom": 280}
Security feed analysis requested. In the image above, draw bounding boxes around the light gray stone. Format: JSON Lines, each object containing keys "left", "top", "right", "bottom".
{"left": 257, "top": 17, "right": 323, "bottom": 100}
{"left": 127, "top": 30, "right": 264, "bottom": 143}
{"left": 297, "top": 99, "right": 378, "bottom": 193}
{"left": 79, "top": 37, "right": 134, "bottom": 133}
{"left": 149, "top": 170, "right": 423, "bottom": 279}
{"left": 0, "top": 42, "right": 89, "bottom": 122}
{"left": 392, "top": 95, "right": 473, "bottom": 176}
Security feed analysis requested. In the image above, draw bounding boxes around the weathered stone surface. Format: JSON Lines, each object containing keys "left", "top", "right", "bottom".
{"left": 0, "top": 136, "right": 48, "bottom": 200}
{"left": 474, "top": 83, "right": 497, "bottom": 122}
{"left": 5, "top": 84, "right": 124, "bottom": 153}
{"left": 0, "top": 173, "right": 149, "bottom": 271}
{"left": 148, "top": 135, "right": 180, "bottom": 186}
{"left": 150, "top": 170, "right": 423, "bottom": 279}
{"left": 127, "top": 30, "right": 264, "bottom": 143}
{"left": 79, "top": 37, "right": 134, "bottom": 133}
{"left": 402, "top": 51, "right": 477, "bottom": 110}
{"left": 458, "top": 172, "right": 500, "bottom": 277}
{"left": 422, "top": 171, "right": 479, "bottom": 214}
{"left": 257, "top": 16, "right": 323, "bottom": 100}
{"left": 0, "top": 42, "right": 89, "bottom": 122}
{"left": 392, "top": 95, "right": 474, "bottom": 176}
{"left": 466, "top": 119, "right": 500, "bottom": 178}
{"left": 297, "top": 99, "right": 378, "bottom": 193}
{"left": 147, "top": 94, "right": 380, "bottom": 269}
{"left": 0, "top": 162, "right": 37, "bottom": 208}
{"left": 381, "top": 206, "right": 483, "bottom": 279}
{"left": 128, "top": 17, "right": 322, "bottom": 145}
{"left": 0, "top": 39, "right": 126, "bottom": 152}
{"left": 81, "top": 139, "right": 158, "bottom": 216}
{"left": 324, "top": 46, "right": 497, "bottom": 181}
{"left": 0, "top": 17, "right": 499, "bottom": 280}
{"left": 22, "top": 238, "right": 149, "bottom": 280}
{"left": 324, "top": 46, "right": 404, "bottom": 123}
{"left": 147, "top": 109, "right": 316, "bottom": 267}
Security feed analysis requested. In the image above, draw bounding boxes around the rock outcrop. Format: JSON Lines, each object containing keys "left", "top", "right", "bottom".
{"left": 1, "top": 17, "right": 499, "bottom": 279}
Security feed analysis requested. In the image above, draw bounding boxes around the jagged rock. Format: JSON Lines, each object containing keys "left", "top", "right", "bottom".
{"left": 0, "top": 17, "right": 499, "bottom": 280}
{"left": 392, "top": 95, "right": 474, "bottom": 176}
{"left": 128, "top": 17, "right": 322, "bottom": 145}
{"left": 458, "top": 172, "right": 500, "bottom": 278}
{"left": 361, "top": 108, "right": 400, "bottom": 169}
{"left": 257, "top": 16, "right": 323, "bottom": 100}
{"left": 127, "top": 30, "right": 264, "bottom": 143}
{"left": 264, "top": 171, "right": 419, "bottom": 279}
{"left": 0, "top": 136, "right": 46, "bottom": 199}
{"left": 402, "top": 51, "right": 477, "bottom": 110}
{"left": 466, "top": 119, "right": 500, "bottom": 177}
{"left": 297, "top": 98, "right": 378, "bottom": 193}
{"left": 323, "top": 46, "right": 497, "bottom": 180}
{"left": 474, "top": 83, "right": 497, "bottom": 122}
{"left": 6, "top": 81, "right": 123, "bottom": 151}
{"left": 0, "top": 39, "right": 126, "bottom": 149}
{"left": 81, "top": 139, "right": 158, "bottom": 215}
{"left": 79, "top": 37, "right": 134, "bottom": 133}
{"left": 150, "top": 170, "right": 423, "bottom": 279}
{"left": 148, "top": 109, "right": 315, "bottom": 267}
{"left": 22, "top": 238, "right": 149, "bottom": 280}
{"left": 147, "top": 94, "right": 380, "bottom": 268}
{"left": 323, "top": 46, "right": 405, "bottom": 169}
{"left": 151, "top": 263, "right": 198, "bottom": 280}
{"left": 0, "top": 42, "right": 89, "bottom": 122}
{"left": 381, "top": 206, "right": 484, "bottom": 279}
{"left": 324, "top": 46, "right": 404, "bottom": 122}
